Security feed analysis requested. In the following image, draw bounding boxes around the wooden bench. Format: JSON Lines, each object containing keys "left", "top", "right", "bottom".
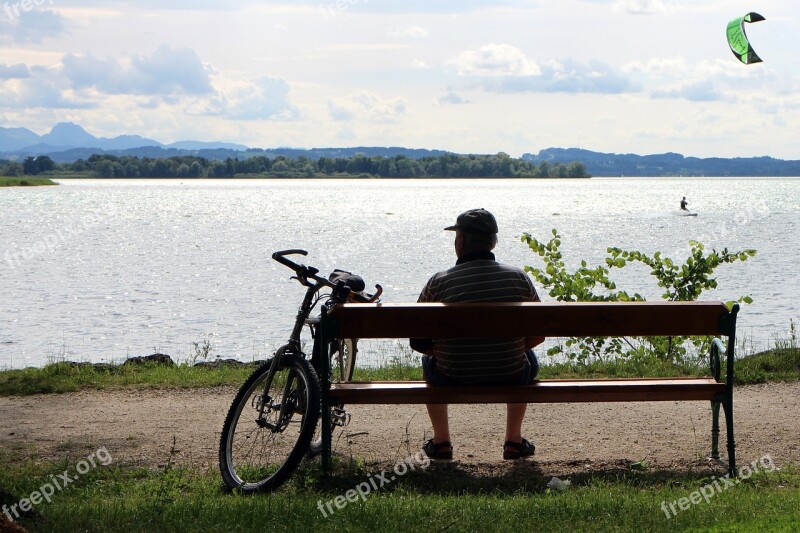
{"left": 318, "top": 301, "right": 739, "bottom": 475}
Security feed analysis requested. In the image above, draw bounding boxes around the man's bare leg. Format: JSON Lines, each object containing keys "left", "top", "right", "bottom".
{"left": 505, "top": 402, "right": 527, "bottom": 443}
{"left": 426, "top": 403, "right": 452, "bottom": 446}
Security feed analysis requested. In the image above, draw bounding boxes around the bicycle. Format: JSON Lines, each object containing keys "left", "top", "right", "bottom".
{"left": 218, "top": 249, "right": 382, "bottom": 493}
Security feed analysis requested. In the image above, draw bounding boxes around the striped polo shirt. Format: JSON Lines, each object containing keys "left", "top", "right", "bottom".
{"left": 417, "top": 251, "right": 540, "bottom": 385}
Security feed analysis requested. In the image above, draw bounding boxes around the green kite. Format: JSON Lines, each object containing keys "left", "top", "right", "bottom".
{"left": 726, "top": 12, "right": 765, "bottom": 64}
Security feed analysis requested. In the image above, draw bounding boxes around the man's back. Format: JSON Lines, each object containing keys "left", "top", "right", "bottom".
{"left": 418, "top": 254, "right": 538, "bottom": 384}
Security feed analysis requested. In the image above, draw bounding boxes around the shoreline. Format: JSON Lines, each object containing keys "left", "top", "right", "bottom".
{"left": 0, "top": 177, "right": 57, "bottom": 187}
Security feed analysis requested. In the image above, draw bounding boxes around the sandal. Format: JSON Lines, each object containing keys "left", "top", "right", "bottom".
{"left": 503, "top": 438, "right": 535, "bottom": 460}
{"left": 422, "top": 438, "right": 453, "bottom": 460}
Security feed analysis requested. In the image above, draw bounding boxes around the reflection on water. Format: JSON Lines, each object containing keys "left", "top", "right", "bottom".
{"left": 1, "top": 178, "right": 798, "bottom": 367}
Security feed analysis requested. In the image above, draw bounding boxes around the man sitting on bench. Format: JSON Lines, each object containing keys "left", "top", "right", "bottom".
{"left": 410, "top": 208, "right": 545, "bottom": 460}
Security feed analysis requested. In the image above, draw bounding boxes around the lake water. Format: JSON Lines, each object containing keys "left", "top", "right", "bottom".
{"left": 1, "top": 178, "right": 798, "bottom": 368}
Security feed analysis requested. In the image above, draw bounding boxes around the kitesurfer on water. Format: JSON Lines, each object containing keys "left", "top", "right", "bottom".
{"left": 680, "top": 197, "right": 689, "bottom": 211}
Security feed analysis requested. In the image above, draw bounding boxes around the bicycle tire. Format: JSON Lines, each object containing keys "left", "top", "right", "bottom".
{"left": 219, "top": 352, "right": 320, "bottom": 493}
{"left": 307, "top": 337, "right": 356, "bottom": 457}
{"left": 335, "top": 338, "right": 357, "bottom": 383}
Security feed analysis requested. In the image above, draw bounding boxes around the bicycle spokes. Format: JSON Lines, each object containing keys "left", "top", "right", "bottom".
{"left": 219, "top": 355, "right": 320, "bottom": 492}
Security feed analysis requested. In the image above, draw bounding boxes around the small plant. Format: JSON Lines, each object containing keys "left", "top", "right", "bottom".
{"left": 522, "top": 229, "right": 643, "bottom": 363}
{"left": 190, "top": 339, "right": 213, "bottom": 365}
{"left": 149, "top": 436, "right": 184, "bottom": 521}
{"left": 522, "top": 230, "right": 756, "bottom": 363}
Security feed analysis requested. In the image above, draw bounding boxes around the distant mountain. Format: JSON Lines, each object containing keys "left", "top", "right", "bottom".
{"left": 0, "top": 126, "right": 40, "bottom": 151}
{"left": 5, "top": 122, "right": 800, "bottom": 176}
{"left": 167, "top": 140, "right": 250, "bottom": 151}
{"left": 39, "top": 122, "right": 98, "bottom": 147}
{"left": 242, "top": 146, "right": 452, "bottom": 159}
{"left": 100, "top": 135, "right": 163, "bottom": 150}
{"left": 523, "top": 148, "right": 800, "bottom": 177}
{"left": 0, "top": 122, "right": 246, "bottom": 158}
{"left": 0, "top": 122, "right": 454, "bottom": 161}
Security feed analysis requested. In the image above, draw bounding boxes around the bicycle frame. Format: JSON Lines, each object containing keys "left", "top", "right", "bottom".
{"left": 254, "top": 250, "right": 381, "bottom": 434}
{"left": 257, "top": 279, "right": 330, "bottom": 433}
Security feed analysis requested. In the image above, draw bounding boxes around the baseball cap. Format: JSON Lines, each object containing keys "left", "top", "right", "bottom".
{"left": 444, "top": 208, "right": 498, "bottom": 234}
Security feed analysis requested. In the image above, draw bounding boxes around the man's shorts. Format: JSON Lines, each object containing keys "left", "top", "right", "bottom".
{"left": 422, "top": 350, "right": 540, "bottom": 386}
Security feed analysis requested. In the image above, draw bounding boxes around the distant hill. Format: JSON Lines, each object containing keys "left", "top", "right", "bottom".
{"left": 0, "top": 122, "right": 453, "bottom": 162}
{"left": 242, "top": 146, "right": 452, "bottom": 159}
{"left": 523, "top": 148, "right": 800, "bottom": 177}
{"left": 4, "top": 122, "right": 800, "bottom": 175}
{"left": 0, "top": 122, "right": 246, "bottom": 159}
{"left": 0, "top": 126, "right": 40, "bottom": 151}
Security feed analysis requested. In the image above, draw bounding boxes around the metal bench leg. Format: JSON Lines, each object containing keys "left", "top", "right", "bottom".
{"left": 710, "top": 400, "right": 721, "bottom": 460}
{"left": 722, "top": 397, "right": 736, "bottom": 477}
{"left": 320, "top": 305, "right": 333, "bottom": 476}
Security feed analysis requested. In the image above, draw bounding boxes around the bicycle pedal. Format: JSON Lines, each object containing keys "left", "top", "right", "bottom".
{"left": 331, "top": 408, "right": 351, "bottom": 428}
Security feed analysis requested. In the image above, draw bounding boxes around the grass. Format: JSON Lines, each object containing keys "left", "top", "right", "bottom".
{"left": 0, "top": 361, "right": 256, "bottom": 396}
{"left": 1, "top": 345, "right": 798, "bottom": 396}
{"left": 0, "top": 177, "right": 57, "bottom": 187}
{"left": 1, "top": 343, "right": 798, "bottom": 531}
{"left": 0, "top": 448, "right": 797, "bottom": 532}
{"left": 731, "top": 347, "right": 800, "bottom": 384}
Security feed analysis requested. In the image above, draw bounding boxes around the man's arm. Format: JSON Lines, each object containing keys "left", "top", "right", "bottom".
{"left": 525, "top": 275, "right": 545, "bottom": 350}
{"left": 410, "top": 278, "right": 436, "bottom": 355}
{"left": 525, "top": 336, "right": 545, "bottom": 349}
{"left": 410, "top": 338, "right": 434, "bottom": 354}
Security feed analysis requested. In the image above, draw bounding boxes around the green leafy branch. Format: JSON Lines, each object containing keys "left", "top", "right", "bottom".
{"left": 607, "top": 241, "right": 756, "bottom": 305}
{"left": 521, "top": 229, "right": 757, "bottom": 363}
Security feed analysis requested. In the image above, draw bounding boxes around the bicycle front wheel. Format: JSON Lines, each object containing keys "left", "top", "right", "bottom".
{"left": 219, "top": 353, "right": 320, "bottom": 493}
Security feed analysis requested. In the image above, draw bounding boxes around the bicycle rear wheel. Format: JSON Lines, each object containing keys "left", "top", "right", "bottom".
{"left": 333, "top": 338, "right": 356, "bottom": 382}
{"left": 308, "top": 338, "right": 356, "bottom": 457}
{"left": 219, "top": 352, "right": 320, "bottom": 493}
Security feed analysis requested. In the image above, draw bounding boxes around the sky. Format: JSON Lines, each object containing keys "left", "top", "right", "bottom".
{"left": 0, "top": 0, "right": 798, "bottom": 158}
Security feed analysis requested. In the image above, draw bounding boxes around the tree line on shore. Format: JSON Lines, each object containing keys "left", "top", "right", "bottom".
{"left": 0, "top": 153, "right": 590, "bottom": 179}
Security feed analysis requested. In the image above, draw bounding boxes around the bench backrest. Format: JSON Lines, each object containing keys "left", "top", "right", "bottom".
{"left": 325, "top": 301, "right": 736, "bottom": 339}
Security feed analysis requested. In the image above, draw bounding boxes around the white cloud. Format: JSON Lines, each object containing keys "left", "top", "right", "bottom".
{"left": 469, "top": 58, "right": 634, "bottom": 94}
{"left": 611, "top": 0, "right": 683, "bottom": 15}
{"left": 328, "top": 91, "right": 407, "bottom": 123}
{"left": 451, "top": 44, "right": 540, "bottom": 77}
{"left": 0, "top": 7, "right": 67, "bottom": 44}
{"left": 216, "top": 77, "right": 297, "bottom": 120}
{"left": 651, "top": 79, "right": 721, "bottom": 101}
{"left": 0, "top": 73, "right": 93, "bottom": 109}
{"left": 63, "top": 45, "right": 214, "bottom": 96}
{"left": 0, "top": 64, "right": 31, "bottom": 79}
{"left": 625, "top": 56, "right": 688, "bottom": 76}
{"left": 438, "top": 87, "right": 469, "bottom": 105}
{"left": 2, "top": 0, "right": 799, "bottom": 159}
{"left": 625, "top": 57, "right": 774, "bottom": 103}
{"left": 389, "top": 25, "right": 429, "bottom": 38}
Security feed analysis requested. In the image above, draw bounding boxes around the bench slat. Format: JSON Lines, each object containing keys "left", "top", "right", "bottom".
{"left": 329, "top": 301, "right": 730, "bottom": 339}
{"left": 329, "top": 378, "right": 725, "bottom": 404}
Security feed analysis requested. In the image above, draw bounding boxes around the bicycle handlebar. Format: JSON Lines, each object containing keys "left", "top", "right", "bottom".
{"left": 272, "top": 249, "right": 383, "bottom": 302}
{"left": 272, "top": 249, "right": 308, "bottom": 273}
{"left": 349, "top": 283, "right": 383, "bottom": 303}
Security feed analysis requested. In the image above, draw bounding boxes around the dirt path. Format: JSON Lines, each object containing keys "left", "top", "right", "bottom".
{"left": 1, "top": 383, "right": 798, "bottom": 476}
